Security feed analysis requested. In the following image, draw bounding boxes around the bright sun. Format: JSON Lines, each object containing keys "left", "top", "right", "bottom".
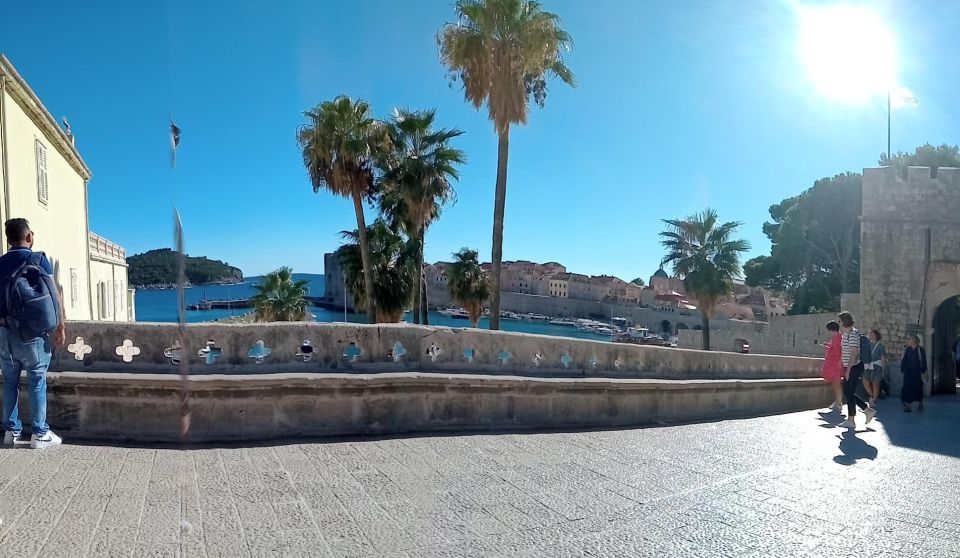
{"left": 796, "top": 4, "right": 898, "bottom": 102}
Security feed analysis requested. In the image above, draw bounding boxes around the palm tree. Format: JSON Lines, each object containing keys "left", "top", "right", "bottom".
{"left": 660, "top": 209, "right": 750, "bottom": 351}
{"left": 335, "top": 220, "right": 417, "bottom": 323}
{"left": 378, "top": 108, "right": 465, "bottom": 325}
{"left": 439, "top": 0, "right": 575, "bottom": 330}
{"left": 298, "top": 95, "right": 387, "bottom": 324}
{"left": 251, "top": 267, "right": 309, "bottom": 322}
{"left": 447, "top": 248, "right": 490, "bottom": 327}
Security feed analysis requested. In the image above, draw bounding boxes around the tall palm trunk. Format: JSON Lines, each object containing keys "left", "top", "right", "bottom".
{"left": 411, "top": 243, "right": 421, "bottom": 325}
{"left": 489, "top": 124, "right": 510, "bottom": 331}
{"left": 419, "top": 228, "right": 429, "bottom": 325}
{"left": 352, "top": 192, "right": 376, "bottom": 324}
{"left": 701, "top": 313, "right": 711, "bottom": 351}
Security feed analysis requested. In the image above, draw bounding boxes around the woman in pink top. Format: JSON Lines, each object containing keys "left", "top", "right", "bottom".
{"left": 820, "top": 320, "right": 844, "bottom": 410}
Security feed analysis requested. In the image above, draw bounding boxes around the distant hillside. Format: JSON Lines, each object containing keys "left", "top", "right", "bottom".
{"left": 127, "top": 249, "right": 243, "bottom": 288}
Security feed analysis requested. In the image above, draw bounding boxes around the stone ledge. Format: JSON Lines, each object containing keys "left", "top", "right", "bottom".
{"left": 56, "top": 321, "right": 823, "bottom": 380}
{"left": 21, "top": 371, "right": 832, "bottom": 443}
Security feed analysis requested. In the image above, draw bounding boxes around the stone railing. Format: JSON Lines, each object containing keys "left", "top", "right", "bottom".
{"left": 88, "top": 232, "right": 126, "bottom": 265}
{"left": 42, "top": 372, "right": 830, "bottom": 443}
{"left": 28, "top": 322, "right": 832, "bottom": 442}
{"left": 54, "top": 321, "right": 824, "bottom": 380}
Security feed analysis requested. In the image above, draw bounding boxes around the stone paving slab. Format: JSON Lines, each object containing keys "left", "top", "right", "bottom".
{"left": 0, "top": 396, "right": 958, "bottom": 557}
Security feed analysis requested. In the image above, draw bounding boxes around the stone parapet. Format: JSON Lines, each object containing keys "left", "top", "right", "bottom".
{"left": 55, "top": 321, "right": 823, "bottom": 380}
{"left": 29, "top": 372, "right": 830, "bottom": 443}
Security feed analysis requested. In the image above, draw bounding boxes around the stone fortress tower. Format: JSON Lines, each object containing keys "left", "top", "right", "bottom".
{"left": 858, "top": 165, "right": 960, "bottom": 395}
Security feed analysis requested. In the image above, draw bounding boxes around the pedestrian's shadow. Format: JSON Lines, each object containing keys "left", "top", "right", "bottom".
{"left": 833, "top": 430, "right": 878, "bottom": 465}
{"left": 817, "top": 409, "right": 844, "bottom": 428}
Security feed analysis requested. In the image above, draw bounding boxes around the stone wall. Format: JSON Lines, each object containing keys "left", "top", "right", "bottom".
{"left": 859, "top": 166, "right": 960, "bottom": 362}
{"left": 427, "top": 282, "right": 718, "bottom": 333}
{"left": 678, "top": 313, "right": 833, "bottom": 357}
{"left": 29, "top": 322, "right": 831, "bottom": 442}
{"left": 30, "top": 372, "right": 829, "bottom": 443}
{"left": 57, "top": 321, "right": 822, "bottom": 380}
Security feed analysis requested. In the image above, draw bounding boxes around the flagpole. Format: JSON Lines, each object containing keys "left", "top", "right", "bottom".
{"left": 170, "top": 118, "right": 193, "bottom": 555}
{"left": 170, "top": 119, "right": 189, "bottom": 442}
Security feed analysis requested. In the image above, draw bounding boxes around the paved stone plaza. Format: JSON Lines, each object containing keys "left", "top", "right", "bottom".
{"left": 0, "top": 397, "right": 958, "bottom": 557}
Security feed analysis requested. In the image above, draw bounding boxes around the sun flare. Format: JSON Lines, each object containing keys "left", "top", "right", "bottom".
{"left": 796, "top": 4, "right": 898, "bottom": 102}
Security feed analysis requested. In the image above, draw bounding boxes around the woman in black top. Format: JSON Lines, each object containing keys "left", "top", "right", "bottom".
{"left": 900, "top": 335, "right": 926, "bottom": 412}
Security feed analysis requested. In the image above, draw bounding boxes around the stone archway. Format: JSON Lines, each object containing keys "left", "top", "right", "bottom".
{"left": 930, "top": 297, "right": 959, "bottom": 395}
{"left": 676, "top": 323, "right": 689, "bottom": 331}
{"left": 923, "top": 263, "right": 960, "bottom": 396}
{"left": 660, "top": 320, "right": 672, "bottom": 334}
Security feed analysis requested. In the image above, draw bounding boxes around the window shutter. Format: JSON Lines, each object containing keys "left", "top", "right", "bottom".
{"left": 35, "top": 140, "right": 49, "bottom": 203}
{"left": 100, "top": 282, "right": 108, "bottom": 318}
{"left": 70, "top": 268, "right": 79, "bottom": 307}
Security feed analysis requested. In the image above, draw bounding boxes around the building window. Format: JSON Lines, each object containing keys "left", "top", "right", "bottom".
{"left": 69, "top": 268, "right": 78, "bottom": 307}
{"left": 35, "top": 139, "right": 49, "bottom": 204}
{"left": 99, "top": 282, "right": 111, "bottom": 319}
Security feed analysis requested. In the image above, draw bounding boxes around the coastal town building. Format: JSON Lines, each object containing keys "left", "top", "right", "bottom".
{"left": 0, "top": 55, "right": 132, "bottom": 321}
{"left": 324, "top": 253, "right": 788, "bottom": 333}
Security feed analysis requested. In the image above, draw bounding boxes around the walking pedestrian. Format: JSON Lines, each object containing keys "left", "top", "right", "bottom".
{"left": 820, "top": 320, "right": 844, "bottom": 411}
{"left": 900, "top": 335, "right": 926, "bottom": 413}
{"left": 838, "top": 312, "right": 875, "bottom": 429}
{"left": 862, "top": 329, "right": 886, "bottom": 407}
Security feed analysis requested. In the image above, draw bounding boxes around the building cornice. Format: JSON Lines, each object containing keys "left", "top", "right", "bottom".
{"left": 0, "top": 55, "right": 91, "bottom": 180}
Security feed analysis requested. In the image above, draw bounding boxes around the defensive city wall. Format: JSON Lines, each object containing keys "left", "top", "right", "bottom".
{"left": 680, "top": 166, "right": 960, "bottom": 397}
{"left": 18, "top": 321, "right": 828, "bottom": 443}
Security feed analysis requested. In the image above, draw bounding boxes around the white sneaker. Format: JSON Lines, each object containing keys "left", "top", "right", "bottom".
{"left": 864, "top": 407, "right": 876, "bottom": 425}
{"left": 3, "top": 431, "right": 21, "bottom": 446}
{"left": 30, "top": 430, "right": 62, "bottom": 449}
{"left": 839, "top": 419, "right": 856, "bottom": 429}
{"left": 830, "top": 402, "right": 842, "bottom": 411}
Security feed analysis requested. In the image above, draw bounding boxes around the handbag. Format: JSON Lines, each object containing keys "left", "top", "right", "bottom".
{"left": 918, "top": 348, "right": 929, "bottom": 383}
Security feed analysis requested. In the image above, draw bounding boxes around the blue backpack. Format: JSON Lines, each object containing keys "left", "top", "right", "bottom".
{"left": 6, "top": 252, "right": 60, "bottom": 341}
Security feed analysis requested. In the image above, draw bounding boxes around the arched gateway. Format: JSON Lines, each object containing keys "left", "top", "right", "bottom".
{"left": 859, "top": 166, "right": 960, "bottom": 395}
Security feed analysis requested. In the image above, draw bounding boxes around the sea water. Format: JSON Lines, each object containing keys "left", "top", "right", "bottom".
{"left": 134, "top": 273, "right": 612, "bottom": 341}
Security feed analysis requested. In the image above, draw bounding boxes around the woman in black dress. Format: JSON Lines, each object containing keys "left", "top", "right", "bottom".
{"left": 900, "top": 335, "right": 926, "bottom": 412}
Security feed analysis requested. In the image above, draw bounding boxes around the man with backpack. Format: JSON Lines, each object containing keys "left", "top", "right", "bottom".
{"left": 838, "top": 311, "right": 876, "bottom": 429}
{"left": 0, "top": 218, "right": 65, "bottom": 449}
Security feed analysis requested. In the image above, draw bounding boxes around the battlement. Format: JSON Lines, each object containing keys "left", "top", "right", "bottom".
{"left": 862, "top": 165, "right": 960, "bottom": 223}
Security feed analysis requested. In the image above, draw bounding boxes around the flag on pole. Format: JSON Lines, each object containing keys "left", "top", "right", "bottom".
{"left": 170, "top": 116, "right": 181, "bottom": 169}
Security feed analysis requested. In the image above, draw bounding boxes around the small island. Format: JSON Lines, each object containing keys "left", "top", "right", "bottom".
{"left": 127, "top": 248, "right": 243, "bottom": 289}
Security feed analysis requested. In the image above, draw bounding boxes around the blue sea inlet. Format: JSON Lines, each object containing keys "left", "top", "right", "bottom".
{"left": 134, "top": 273, "right": 613, "bottom": 341}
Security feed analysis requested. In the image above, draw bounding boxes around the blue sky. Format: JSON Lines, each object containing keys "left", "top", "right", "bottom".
{"left": 4, "top": 0, "right": 959, "bottom": 279}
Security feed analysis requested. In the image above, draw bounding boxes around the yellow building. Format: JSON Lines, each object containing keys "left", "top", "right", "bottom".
{"left": 0, "top": 55, "right": 132, "bottom": 321}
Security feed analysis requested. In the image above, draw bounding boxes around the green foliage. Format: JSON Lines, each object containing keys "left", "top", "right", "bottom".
{"left": 251, "top": 267, "right": 309, "bottom": 322}
{"left": 879, "top": 143, "right": 960, "bottom": 179}
{"left": 127, "top": 249, "right": 243, "bottom": 287}
{"left": 299, "top": 95, "right": 390, "bottom": 323}
{"left": 660, "top": 209, "right": 749, "bottom": 350}
{"left": 753, "top": 173, "right": 862, "bottom": 314}
{"left": 447, "top": 248, "right": 490, "bottom": 327}
{"left": 298, "top": 96, "right": 386, "bottom": 199}
{"left": 335, "top": 221, "right": 417, "bottom": 323}
{"left": 438, "top": 0, "right": 576, "bottom": 134}
{"left": 377, "top": 108, "right": 465, "bottom": 235}
{"left": 377, "top": 108, "right": 466, "bottom": 324}
{"left": 630, "top": 277, "right": 646, "bottom": 287}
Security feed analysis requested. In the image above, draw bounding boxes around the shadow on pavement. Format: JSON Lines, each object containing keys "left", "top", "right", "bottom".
{"left": 873, "top": 394, "right": 960, "bottom": 458}
{"left": 816, "top": 408, "right": 845, "bottom": 429}
{"left": 834, "top": 430, "right": 878, "bottom": 465}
